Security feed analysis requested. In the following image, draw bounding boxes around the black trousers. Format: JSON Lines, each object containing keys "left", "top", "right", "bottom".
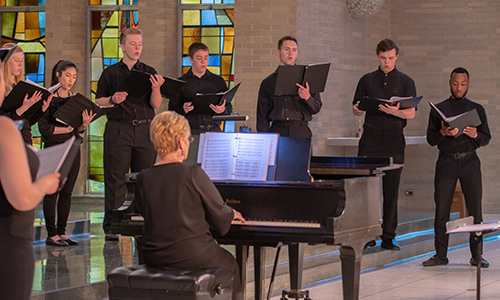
{"left": 43, "top": 148, "right": 81, "bottom": 237}
{"left": 0, "top": 235, "right": 34, "bottom": 300}
{"left": 269, "top": 121, "right": 312, "bottom": 138}
{"left": 434, "top": 152, "right": 482, "bottom": 259}
{"left": 358, "top": 127, "right": 405, "bottom": 240}
{"left": 144, "top": 242, "right": 242, "bottom": 300}
{"left": 102, "top": 121, "right": 156, "bottom": 233}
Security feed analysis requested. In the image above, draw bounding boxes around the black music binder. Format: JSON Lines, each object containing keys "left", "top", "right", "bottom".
{"left": 53, "top": 93, "right": 114, "bottom": 128}
{"left": 0, "top": 45, "right": 17, "bottom": 62}
{"left": 1, "top": 81, "right": 60, "bottom": 120}
{"left": 190, "top": 82, "right": 241, "bottom": 115}
{"left": 358, "top": 96, "right": 422, "bottom": 113}
{"left": 117, "top": 69, "right": 186, "bottom": 99}
{"left": 429, "top": 102, "right": 481, "bottom": 138}
{"left": 274, "top": 63, "right": 330, "bottom": 95}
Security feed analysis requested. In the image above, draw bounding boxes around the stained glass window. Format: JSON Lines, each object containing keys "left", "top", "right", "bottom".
{"left": 1, "top": 3, "right": 46, "bottom": 148}
{"left": 88, "top": 0, "right": 138, "bottom": 5}
{"left": 88, "top": 7, "right": 138, "bottom": 192}
{"left": 180, "top": 0, "right": 234, "bottom": 4}
{"left": 182, "top": 8, "right": 234, "bottom": 88}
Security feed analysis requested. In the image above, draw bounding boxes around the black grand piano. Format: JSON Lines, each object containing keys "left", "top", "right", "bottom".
{"left": 111, "top": 136, "right": 399, "bottom": 300}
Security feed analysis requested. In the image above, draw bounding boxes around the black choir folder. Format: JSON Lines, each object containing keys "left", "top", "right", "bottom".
{"left": 30, "top": 135, "right": 82, "bottom": 187}
{"left": 0, "top": 45, "right": 18, "bottom": 63}
{"left": 429, "top": 102, "right": 481, "bottom": 138}
{"left": 53, "top": 93, "right": 114, "bottom": 128}
{"left": 196, "top": 132, "right": 279, "bottom": 181}
{"left": 117, "top": 69, "right": 186, "bottom": 99}
{"left": 274, "top": 62, "right": 331, "bottom": 95}
{"left": 358, "top": 96, "right": 423, "bottom": 113}
{"left": 190, "top": 82, "right": 241, "bottom": 115}
{"left": 1, "top": 80, "right": 60, "bottom": 119}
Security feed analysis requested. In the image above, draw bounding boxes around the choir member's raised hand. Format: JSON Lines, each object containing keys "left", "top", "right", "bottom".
{"left": 42, "top": 93, "right": 54, "bottom": 112}
{"left": 210, "top": 99, "right": 226, "bottom": 114}
{"left": 440, "top": 121, "right": 459, "bottom": 136}
{"left": 352, "top": 101, "right": 364, "bottom": 116}
{"left": 110, "top": 91, "right": 127, "bottom": 105}
{"left": 16, "top": 90, "right": 43, "bottom": 116}
{"left": 183, "top": 102, "right": 194, "bottom": 114}
{"left": 150, "top": 74, "right": 165, "bottom": 91}
{"left": 78, "top": 109, "right": 96, "bottom": 132}
{"left": 296, "top": 82, "right": 311, "bottom": 101}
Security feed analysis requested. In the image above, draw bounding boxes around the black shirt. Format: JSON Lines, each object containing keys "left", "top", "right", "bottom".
{"left": 353, "top": 67, "right": 416, "bottom": 131}
{"left": 257, "top": 69, "right": 322, "bottom": 132}
{"left": 427, "top": 97, "right": 491, "bottom": 152}
{"left": 135, "top": 163, "right": 233, "bottom": 267}
{"left": 168, "top": 68, "right": 230, "bottom": 128}
{"left": 96, "top": 60, "right": 157, "bottom": 121}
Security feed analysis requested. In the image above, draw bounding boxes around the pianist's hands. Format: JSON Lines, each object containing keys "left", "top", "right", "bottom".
{"left": 232, "top": 209, "right": 245, "bottom": 222}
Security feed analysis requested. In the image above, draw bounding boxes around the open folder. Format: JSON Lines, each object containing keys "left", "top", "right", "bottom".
{"left": 53, "top": 93, "right": 114, "bottom": 128}
{"left": 190, "top": 82, "right": 241, "bottom": 115}
{"left": 274, "top": 62, "right": 330, "bottom": 95}
{"left": 358, "top": 96, "right": 423, "bottom": 113}
{"left": 1, "top": 81, "right": 61, "bottom": 120}
{"left": 117, "top": 69, "right": 186, "bottom": 99}
{"left": 429, "top": 102, "right": 481, "bottom": 138}
{"left": 30, "top": 135, "right": 83, "bottom": 187}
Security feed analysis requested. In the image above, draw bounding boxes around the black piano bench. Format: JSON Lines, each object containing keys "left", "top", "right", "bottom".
{"left": 107, "top": 265, "right": 233, "bottom": 300}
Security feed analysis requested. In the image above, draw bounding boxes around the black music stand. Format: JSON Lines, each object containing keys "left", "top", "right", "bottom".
{"left": 446, "top": 217, "right": 500, "bottom": 300}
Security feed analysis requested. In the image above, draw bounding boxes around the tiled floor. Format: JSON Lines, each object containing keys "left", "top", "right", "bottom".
{"left": 271, "top": 236, "right": 500, "bottom": 300}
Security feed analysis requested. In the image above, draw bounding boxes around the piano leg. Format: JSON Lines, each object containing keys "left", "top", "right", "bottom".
{"left": 339, "top": 240, "right": 365, "bottom": 300}
{"left": 254, "top": 246, "right": 267, "bottom": 300}
{"left": 281, "top": 243, "right": 310, "bottom": 300}
{"left": 235, "top": 245, "right": 249, "bottom": 300}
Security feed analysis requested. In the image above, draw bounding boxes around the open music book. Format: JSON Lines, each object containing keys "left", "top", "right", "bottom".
{"left": 358, "top": 96, "right": 422, "bottom": 113}
{"left": 29, "top": 135, "right": 82, "bottom": 186}
{"left": 191, "top": 82, "right": 241, "bottom": 115}
{"left": 1, "top": 80, "right": 60, "bottom": 119}
{"left": 274, "top": 62, "right": 330, "bottom": 95}
{"left": 197, "top": 132, "right": 279, "bottom": 181}
{"left": 429, "top": 102, "right": 481, "bottom": 138}
{"left": 53, "top": 93, "right": 114, "bottom": 128}
{"left": 117, "top": 69, "right": 186, "bottom": 99}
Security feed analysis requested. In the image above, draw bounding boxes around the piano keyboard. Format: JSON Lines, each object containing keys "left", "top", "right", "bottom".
{"left": 231, "top": 220, "right": 321, "bottom": 228}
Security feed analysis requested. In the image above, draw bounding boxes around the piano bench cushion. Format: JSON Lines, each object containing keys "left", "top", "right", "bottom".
{"left": 107, "top": 265, "right": 233, "bottom": 300}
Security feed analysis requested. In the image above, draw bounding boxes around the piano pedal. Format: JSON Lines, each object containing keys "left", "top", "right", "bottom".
{"left": 281, "top": 289, "right": 311, "bottom": 300}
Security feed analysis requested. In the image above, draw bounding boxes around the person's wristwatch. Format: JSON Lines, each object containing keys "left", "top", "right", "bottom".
{"left": 109, "top": 96, "right": 115, "bottom": 105}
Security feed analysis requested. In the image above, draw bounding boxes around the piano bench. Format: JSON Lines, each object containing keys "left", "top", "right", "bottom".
{"left": 107, "top": 265, "right": 233, "bottom": 300}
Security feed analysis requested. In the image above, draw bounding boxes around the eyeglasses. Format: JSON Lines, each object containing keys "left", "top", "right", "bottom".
{"left": 188, "top": 136, "right": 195, "bottom": 143}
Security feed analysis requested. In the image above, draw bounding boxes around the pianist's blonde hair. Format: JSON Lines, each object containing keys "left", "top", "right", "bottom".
{"left": 150, "top": 111, "right": 189, "bottom": 158}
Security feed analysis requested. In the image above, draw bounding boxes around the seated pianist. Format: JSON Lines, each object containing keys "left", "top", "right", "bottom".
{"left": 133, "top": 111, "right": 246, "bottom": 300}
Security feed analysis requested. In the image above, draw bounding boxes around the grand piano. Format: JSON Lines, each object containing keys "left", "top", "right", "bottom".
{"left": 111, "top": 136, "right": 398, "bottom": 300}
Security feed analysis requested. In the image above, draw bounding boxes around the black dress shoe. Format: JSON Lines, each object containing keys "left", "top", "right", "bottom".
{"left": 46, "top": 237, "right": 68, "bottom": 247}
{"left": 62, "top": 238, "right": 79, "bottom": 246}
{"left": 381, "top": 239, "right": 400, "bottom": 251}
{"left": 422, "top": 255, "right": 448, "bottom": 267}
{"left": 470, "top": 257, "right": 489, "bottom": 268}
{"left": 105, "top": 231, "right": 119, "bottom": 241}
{"left": 364, "top": 240, "right": 376, "bottom": 249}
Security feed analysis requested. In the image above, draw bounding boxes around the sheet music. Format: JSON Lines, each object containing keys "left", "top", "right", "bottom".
{"left": 199, "top": 132, "right": 278, "bottom": 181}
{"left": 31, "top": 135, "right": 76, "bottom": 180}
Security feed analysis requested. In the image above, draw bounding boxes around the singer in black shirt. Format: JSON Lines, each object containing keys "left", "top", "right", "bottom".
{"left": 423, "top": 67, "right": 491, "bottom": 268}
{"left": 352, "top": 39, "right": 416, "bottom": 251}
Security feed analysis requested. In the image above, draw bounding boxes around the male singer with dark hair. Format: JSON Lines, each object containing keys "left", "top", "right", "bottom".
{"left": 168, "top": 42, "right": 231, "bottom": 135}
{"left": 352, "top": 38, "right": 416, "bottom": 251}
{"left": 95, "top": 28, "right": 164, "bottom": 241}
{"left": 423, "top": 67, "right": 491, "bottom": 267}
{"left": 257, "top": 35, "right": 322, "bottom": 138}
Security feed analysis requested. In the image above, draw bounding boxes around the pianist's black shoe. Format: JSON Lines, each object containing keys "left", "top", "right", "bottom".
{"left": 364, "top": 240, "right": 376, "bottom": 249}
{"left": 422, "top": 255, "right": 448, "bottom": 267}
{"left": 381, "top": 239, "right": 400, "bottom": 251}
{"left": 470, "top": 257, "right": 489, "bottom": 268}
{"left": 105, "top": 231, "right": 119, "bottom": 241}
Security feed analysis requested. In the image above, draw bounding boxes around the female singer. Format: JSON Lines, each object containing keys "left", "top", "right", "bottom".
{"left": 0, "top": 43, "right": 52, "bottom": 144}
{"left": 135, "top": 111, "right": 245, "bottom": 300}
{"left": 38, "top": 60, "right": 95, "bottom": 247}
{"left": 0, "top": 55, "right": 60, "bottom": 299}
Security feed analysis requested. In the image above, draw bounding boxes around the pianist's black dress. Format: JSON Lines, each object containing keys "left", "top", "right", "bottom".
{"left": 134, "top": 162, "right": 242, "bottom": 300}
{"left": 0, "top": 146, "right": 39, "bottom": 300}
